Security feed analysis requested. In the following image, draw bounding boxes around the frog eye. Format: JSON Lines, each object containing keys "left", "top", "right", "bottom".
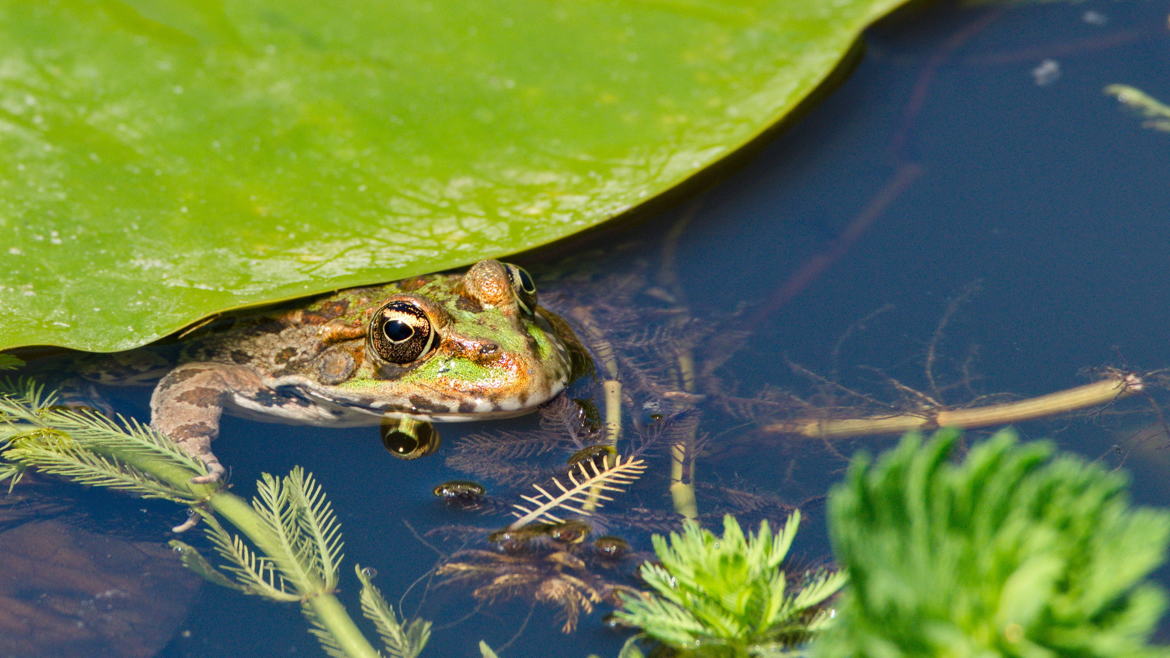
{"left": 503, "top": 263, "right": 538, "bottom": 314}
{"left": 381, "top": 418, "right": 441, "bottom": 460}
{"left": 369, "top": 301, "right": 438, "bottom": 364}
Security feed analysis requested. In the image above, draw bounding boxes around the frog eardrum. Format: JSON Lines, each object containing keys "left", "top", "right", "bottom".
{"left": 369, "top": 300, "right": 438, "bottom": 365}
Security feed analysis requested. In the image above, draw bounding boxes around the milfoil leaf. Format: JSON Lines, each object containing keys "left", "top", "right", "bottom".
{"left": 355, "top": 564, "right": 431, "bottom": 658}
{"left": 508, "top": 454, "right": 647, "bottom": 529}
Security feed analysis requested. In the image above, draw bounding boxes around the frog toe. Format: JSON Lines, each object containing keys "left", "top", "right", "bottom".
{"left": 171, "top": 509, "right": 202, "bottom": 533}
{"left": 190, "top": 457, "right": 225, "bottom": 484}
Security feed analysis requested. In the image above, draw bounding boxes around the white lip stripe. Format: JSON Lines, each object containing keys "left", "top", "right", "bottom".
{"left": 256, "top": 375, "right": 567, "bottom": 426}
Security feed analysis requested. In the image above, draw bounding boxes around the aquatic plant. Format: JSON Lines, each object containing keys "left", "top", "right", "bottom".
{"left": 762, "top": 370, "right": 1145, "bottom": 440}
{"left": 446, "top": 396, "right": 603, "bottom": 487}
{"left": 615, "top": 511, "right": 845, "bottom": 656}
{"left": 435, "top": 456, "right": 647, "bottom": 634}
{"left": 817, "top": 428, "right": 1170, "bottom": 657}
{"left": 507, "top": 454, "right": 647, "bottom": 530}
{"left": 0, "top": 381, "right": 428, "bottom": 658}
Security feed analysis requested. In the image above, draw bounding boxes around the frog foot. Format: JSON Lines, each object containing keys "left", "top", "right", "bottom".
{"left": 171, "top": 509, "right": 202, "bottom": 534}
{"left": 150, "top": 363, "right": 256, "bottom": 487}
{"left": 190, "top": 456, "right": 225, "bottom": 485}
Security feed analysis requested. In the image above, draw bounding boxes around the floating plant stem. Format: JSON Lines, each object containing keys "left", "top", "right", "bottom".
{"left": 764, "top": 373, "right": 1143, "bottom": 439}
{"left": 1106, "top": 84, "right": 1170, "bottom": 132}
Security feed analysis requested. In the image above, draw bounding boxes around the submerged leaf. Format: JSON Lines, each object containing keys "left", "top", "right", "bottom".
{"left": 169, "top": 540, "right": 246, "bottom": 592}
{"left": 0, "top": 380, "right": 394, "bottom": 655}
{"left": 1106, "top": 84, "right": 1170, "bottom": 133}
{"left": 201, "top": 515, "right": 300, "bottom": 602}
{"left": 356, "top": 565, "right": 431, "bottom": 658}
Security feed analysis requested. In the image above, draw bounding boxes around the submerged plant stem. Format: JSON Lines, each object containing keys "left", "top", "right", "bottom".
{"left": 669, "top": 347, "right": 699, "bottom": 521}
{"left": 81, "top": 443, "right": 382, "bottom": 658}
{"left": 568, "top": 305, "right": 623, "bottom": 445}
{"left": 670, "top": 442, "right": 698, "bottom": 521}
{"left": 603, "top": 380, "right": 622, "bottom": 446}
{"left": 305, "top": 594, "right": 382, "bottom": 658}
{"left": 764, "top": 373, "right": 1142, "bottom": 439}
{"left": 568, "top": 305, "right": 625, "bottom": 515}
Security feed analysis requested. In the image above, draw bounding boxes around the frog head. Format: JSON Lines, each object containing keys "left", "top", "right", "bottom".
{"left": 282, "top": 259, "right": 577, "bottom": 422}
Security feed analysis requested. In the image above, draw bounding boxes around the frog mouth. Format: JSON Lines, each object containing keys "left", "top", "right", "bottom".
{"left": 266, "top": 376, "right": 566, "bottom": 424}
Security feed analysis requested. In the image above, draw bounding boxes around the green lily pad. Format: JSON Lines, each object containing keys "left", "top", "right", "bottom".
{"left": 0, "top": 0, "right": 907, "bottom": 353}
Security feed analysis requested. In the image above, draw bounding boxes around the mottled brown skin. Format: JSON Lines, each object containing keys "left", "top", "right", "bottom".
{"left": 147, "top": 260, "right": 577, "bottom": 483}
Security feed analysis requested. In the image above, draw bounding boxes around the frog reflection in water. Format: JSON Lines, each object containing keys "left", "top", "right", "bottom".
{"left": 141, "top": 260, "right": 577, "bottom": 483}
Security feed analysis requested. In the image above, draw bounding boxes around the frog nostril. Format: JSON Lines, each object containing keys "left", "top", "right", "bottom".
{"left": 479, "top": 343, "right": 499, "bottom": 355}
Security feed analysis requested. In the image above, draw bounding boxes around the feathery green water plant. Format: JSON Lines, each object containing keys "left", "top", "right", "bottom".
{"left": 507, "top": 454, "right": 647, "bottom": 530}
{"left": 0, "top": 380, "right": 428, "bottom": 658}
{"left": 355, "top": 565, "right": 432, "bottom": 658}
{"left": 0, "top": 381, "right": 207, "bottom": 500}
{"left": 817, "top": 428, "right": 1170, "bottom": 657}
{"left": 615, "top": 511, "right": 845, "bottom": 656}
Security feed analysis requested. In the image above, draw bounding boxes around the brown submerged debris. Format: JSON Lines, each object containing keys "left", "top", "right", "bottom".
{"left": 433, "top": 480, "right": 487, "bottom": 509}
{"left": 592, "top": 535, "right": 630, "bottom": 560}
{"left": 436, "top": 543, "right": 637, "bottom": 633}
{"left": 0, "top": 517, "right": 199, "bottom": 657}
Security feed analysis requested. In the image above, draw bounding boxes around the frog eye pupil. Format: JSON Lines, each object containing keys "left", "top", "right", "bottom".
{"left": 368, "top": 301, "right": 437, "bottom": 365}
{"left": 517, "top": 267, "right": 535, "bottom": 293}
{"left": 503, "top": 263, "right": 539, "bottom": 314}
{"left": 382, "top": 319, "right": 413, "bottom": 343}
{"left": 387, "top": 431, "right": 418, "bottom": 454}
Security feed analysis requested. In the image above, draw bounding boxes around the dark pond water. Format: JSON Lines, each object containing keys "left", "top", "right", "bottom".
{"left": 8, "top": 2, "right": 1170, "bottom": 656}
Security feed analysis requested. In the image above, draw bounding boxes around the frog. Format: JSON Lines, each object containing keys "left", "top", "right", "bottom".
{"left": 136, "top": 259, "right": 578, "bottom": 484}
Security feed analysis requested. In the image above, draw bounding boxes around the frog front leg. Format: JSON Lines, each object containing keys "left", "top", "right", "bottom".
{"left": 150, "top": 363, "right": 266, "bottom": 484}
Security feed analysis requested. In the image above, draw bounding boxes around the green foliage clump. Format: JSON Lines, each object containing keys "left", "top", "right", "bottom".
{"left": 0, "top": 381, "right": 428, "bottom": 658}
{"left": 615, "top": 510, "right": 845, "bottom": 656}
{"left": 817, "top": 428, "right": 1170, "bottom": 657}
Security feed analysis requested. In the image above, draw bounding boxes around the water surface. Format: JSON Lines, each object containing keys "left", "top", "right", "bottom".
{"left": 12, "top": 2, "right": 1170, "bottom": 655}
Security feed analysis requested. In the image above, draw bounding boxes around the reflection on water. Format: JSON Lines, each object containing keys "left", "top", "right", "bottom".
{"left": 7, "top": 2, "right": 1170, "bottom": 655}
